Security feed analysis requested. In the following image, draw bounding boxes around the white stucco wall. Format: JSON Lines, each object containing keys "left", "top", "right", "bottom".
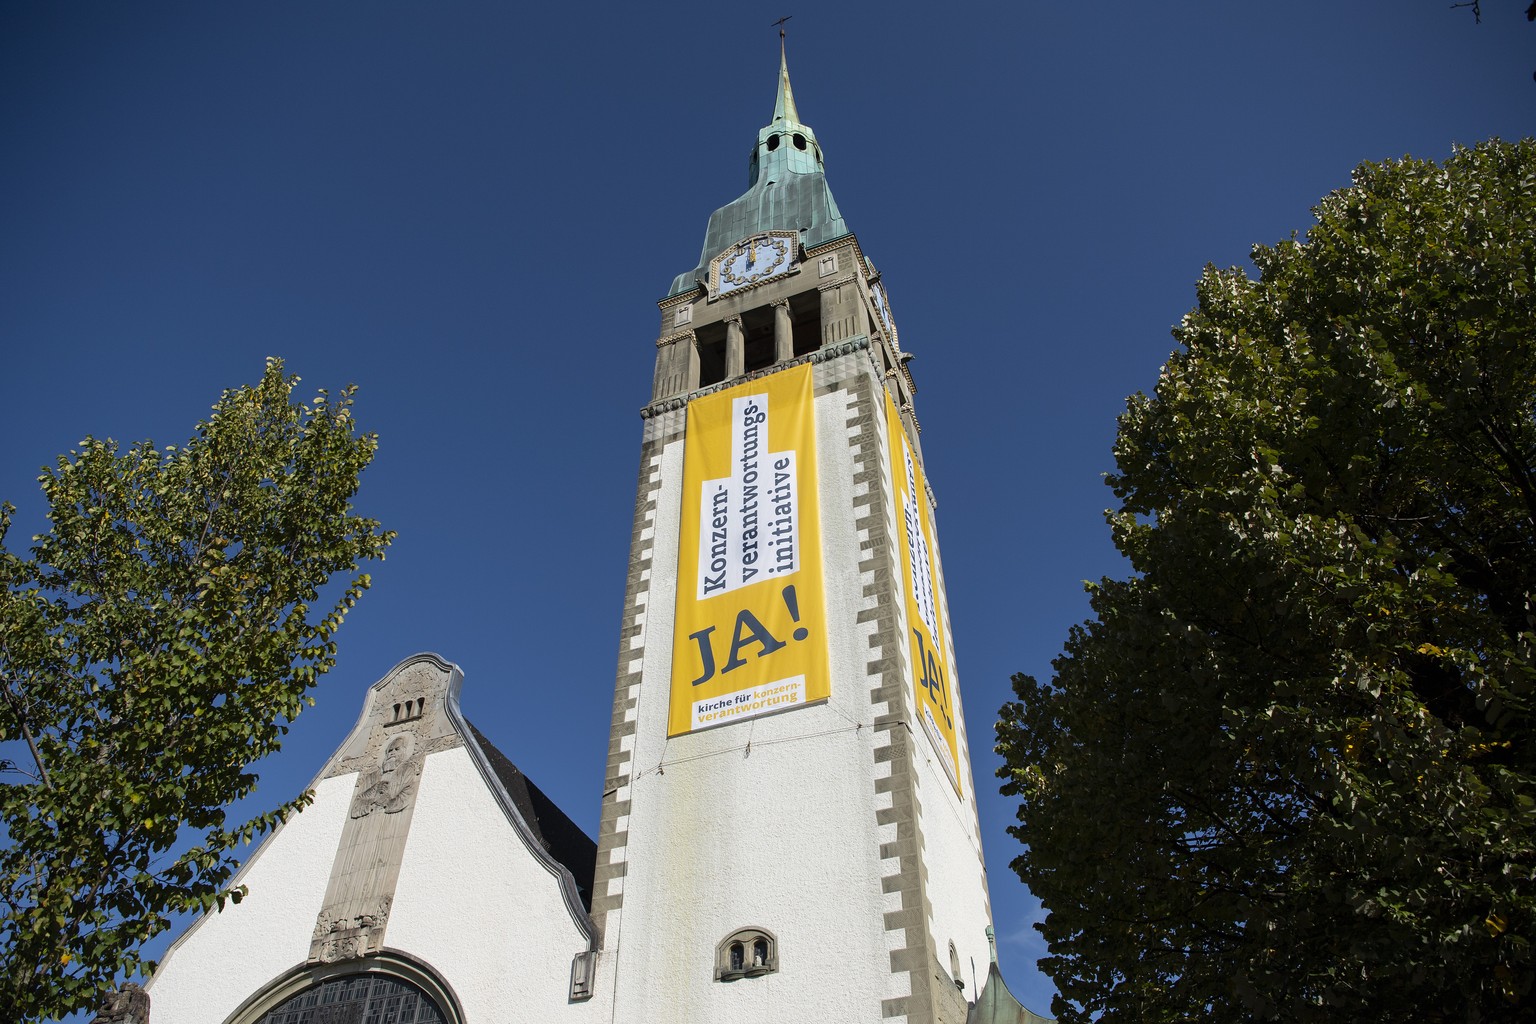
{"left": 389, "top": 745, "right": 598, "bottom": 1022}
{"left": 607, "top": 376, "right": 906, "bottom": 1022}
{"left": 876, "top": 401, "right": 996, "bottom": 997}
{"left": 145, "top": 773, "right": 354, "bottom": 1024}
{"left": 913, "top": 715, "right": 994, "bottom": 997}
{"left": 148, "top": 744, "right": 601, "bottom": 1024}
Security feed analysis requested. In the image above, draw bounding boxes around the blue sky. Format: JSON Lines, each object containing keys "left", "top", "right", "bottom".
{"left": 2, "top": 2, "right": 1532, "bottom": 1016}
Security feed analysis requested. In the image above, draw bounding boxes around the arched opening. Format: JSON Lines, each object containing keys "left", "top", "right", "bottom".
{"left": 716, "top": 926, "right": 778, "bottom": 981}
{"left": 223, "top": 953, "right": 463, "bottom": 1024}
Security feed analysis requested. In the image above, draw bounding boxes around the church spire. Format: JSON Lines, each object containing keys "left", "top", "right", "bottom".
{"left": 749, "top": 23, "right": 822, "bottom": 186}
{"left": 666, "top": 30, "right": 849, "bottom": 295}
{"left": 772, "top": 26, "right": 801, "bottom": 128}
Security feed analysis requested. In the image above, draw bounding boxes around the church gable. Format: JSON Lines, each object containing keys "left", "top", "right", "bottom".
{"left": 146, "top": 653, "right": 598, "bottom": 1024}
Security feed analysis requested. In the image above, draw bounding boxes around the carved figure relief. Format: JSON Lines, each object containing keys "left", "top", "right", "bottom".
{"left": 309, "top": 657, "right": 461, "bottom": 965}
{"left": 350, "top": 733, "right": 422, "bottom": 818}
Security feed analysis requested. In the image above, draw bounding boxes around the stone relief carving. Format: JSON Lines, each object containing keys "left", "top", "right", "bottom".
{"left": 89, "top": 984, "right": 149, "bottom": 1024}
{"left": 311, "top": 895, "right": 394, "bottom": 964}
{"left": 350, "top": 732, "right": 422, "bottom": 818}
{"left": 324, "top": 660, "right": 460, "bottom": 779}
{"left": 309, "top": 657, "right": 460, "bottom": 964}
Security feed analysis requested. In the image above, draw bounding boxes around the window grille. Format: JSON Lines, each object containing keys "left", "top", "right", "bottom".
{"left": 255, "top": 973, "right": 446, "bottom": 1024}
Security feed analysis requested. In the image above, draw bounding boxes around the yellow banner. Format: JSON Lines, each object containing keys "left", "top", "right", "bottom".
{"left": 669, "top": 364, "right": 829, "bottom": 736}
{"left": 883, "top": 390, "right": 962, "bottom": 795}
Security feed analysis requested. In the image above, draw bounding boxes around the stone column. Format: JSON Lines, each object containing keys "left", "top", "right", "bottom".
{"left": 773, "top": 300, "right": 793, "bottom": 363}
{"left": 725, "top": 317, "right": 744, "bottom": 380}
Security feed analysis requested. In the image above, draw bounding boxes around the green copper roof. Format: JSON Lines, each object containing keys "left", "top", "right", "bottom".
{"left": 772, "top": 36, "right": 801, "bottom": 126}
{"left": 668, "top": 41, "right": 848, "bottom": 296}
{"left": 967, "top": 930, "right": 1055, "bottom": 1024}
{"left": 967, "top": 962, "right": 1056, "bottom": 1024}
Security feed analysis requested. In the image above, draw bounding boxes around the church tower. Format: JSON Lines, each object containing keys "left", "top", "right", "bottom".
{"left": 140, "top": 35, "right": 1038, "bottom": 1024}
{"left": 591, "top": 40, "right": 995, "bottom": 1023}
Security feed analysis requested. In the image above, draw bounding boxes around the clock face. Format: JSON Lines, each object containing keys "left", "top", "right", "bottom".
{"left": 716, "top": 234, "right": 793, "bottom": 295}
{"left": 871, "top": 280, "right": 895, "bottom": 337}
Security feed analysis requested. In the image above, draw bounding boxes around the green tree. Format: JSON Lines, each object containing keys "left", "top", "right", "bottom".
{"left": 0, "top": 359, "right": 394, "bottom": 1021}
{"left": 997, "top": 139, "right": 1536, "bottom": 1023}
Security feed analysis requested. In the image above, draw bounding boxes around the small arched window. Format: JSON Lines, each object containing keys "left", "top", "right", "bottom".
{"left": 766, "top": 134, "right": 781, "bottom": 151}
{"left": 716, "top": 926, "right": 778, "bottom": 981}
{"left": 792, "top": 133, "right": 806, "bottom": 151}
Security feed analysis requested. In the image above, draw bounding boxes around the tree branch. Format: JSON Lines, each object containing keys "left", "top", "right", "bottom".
{"left": 0, "top": 674, "right": 53, "bottom": 791}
